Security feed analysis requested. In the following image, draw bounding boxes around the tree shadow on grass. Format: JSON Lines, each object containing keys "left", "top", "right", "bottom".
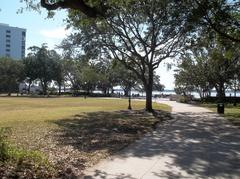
{"left": 49, "top": 110, "right": 172, "bottom": 172}
{"left": 224, "top": 113, "right": 240, "bottom": 127}
{"left": 199, "top": 103, "right": 240, "bottom": 127}
{"left": 52, "top": 110, "right": 172, "bottom": 153}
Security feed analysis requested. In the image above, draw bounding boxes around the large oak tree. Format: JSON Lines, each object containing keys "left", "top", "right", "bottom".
{"left": 63, "top": 0, "right": 190, "bottom": 111}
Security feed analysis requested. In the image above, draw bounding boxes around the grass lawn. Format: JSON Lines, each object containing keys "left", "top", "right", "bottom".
{"left": 199, "top": 103, "right": 240, "bottom": 126}
{"left": 0, "top": 97, "right": 171, "bottom": 176}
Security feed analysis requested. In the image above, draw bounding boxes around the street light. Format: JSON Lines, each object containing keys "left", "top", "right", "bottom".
{"left": 84, "top": 81, "right": 87, "bottom": 99}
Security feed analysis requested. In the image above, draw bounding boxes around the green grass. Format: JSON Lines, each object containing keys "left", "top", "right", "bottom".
{"left": 0, "top": 97, "right": 170, "bottom": 125}
{"left": 199, "top": 103, "right": 240, "bottom": 126}
{"left": 0, "top": 97, "right": 171, "bottom": 175}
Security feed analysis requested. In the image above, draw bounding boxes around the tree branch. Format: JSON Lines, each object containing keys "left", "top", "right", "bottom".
{"left": 40, "top": 0, "right": 104, "bottom": 18}
{"left": 205, "top": 16, "right": 240, "bottom": 43}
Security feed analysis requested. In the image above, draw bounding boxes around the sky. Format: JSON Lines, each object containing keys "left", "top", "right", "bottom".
{"left": 0, "top": 0, "right": 176, "bottom": 90}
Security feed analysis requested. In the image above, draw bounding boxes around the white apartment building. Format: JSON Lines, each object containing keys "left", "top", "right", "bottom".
{"left": 0, "top": 23, "right": 26, "bottom": 59}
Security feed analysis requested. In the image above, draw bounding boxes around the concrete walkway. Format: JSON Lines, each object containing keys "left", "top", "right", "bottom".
{"left": 83, "top": 99, "right": 240, "bottom": 179}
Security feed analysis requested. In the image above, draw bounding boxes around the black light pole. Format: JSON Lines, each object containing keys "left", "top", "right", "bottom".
{"left": 84, "top": 81, "right": 87, "bottom": 99}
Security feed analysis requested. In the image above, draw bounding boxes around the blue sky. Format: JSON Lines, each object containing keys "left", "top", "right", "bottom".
{"left": 0, "top": 0, "right": 175, "bottom": 89}
{"left": 0, "top": 0, "right": 69, "bottom": 49}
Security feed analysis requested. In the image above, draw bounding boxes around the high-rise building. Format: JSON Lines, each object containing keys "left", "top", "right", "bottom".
{"left": 0, "top": 23, "right": 26, "bottom": 59}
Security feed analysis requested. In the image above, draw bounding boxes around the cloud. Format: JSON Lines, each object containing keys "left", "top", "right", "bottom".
{"left": 40, "top": 27, "right": 70, "bottom": 39}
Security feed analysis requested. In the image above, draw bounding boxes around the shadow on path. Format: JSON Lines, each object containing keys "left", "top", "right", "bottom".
{"left": 84, "top": 112, "right": 240, "bottom": 178}
{"left": 83, "top": 170, "right": 137, "bottom": 179}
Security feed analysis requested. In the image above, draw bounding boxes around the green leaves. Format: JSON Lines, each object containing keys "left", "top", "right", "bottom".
{"left": 24, "top": 45, "right": 62, "bottom": 94}
{"left": 0, "top": 57, "right": 24, "bottom": 95}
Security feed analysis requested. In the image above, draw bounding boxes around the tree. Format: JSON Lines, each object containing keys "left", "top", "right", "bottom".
{"left": 80, "top": 66, "right": 99, "bottom": 94}
{"left": 190, "top": 0, "right": 240, "bottom": 43}
{"left": 109, "top": 60, "right": 139, "bottom": 96}
{"left": 61, "top": 25, "right": 119, "bottom": 96}
{"left": 175, "top": 33, "right": 240, "bottom": 101}
{"left": 27, "top": 44, "right": 61, "bottom": 95}
{"left": 207, "top": 47, "right": 240, "bottom": 101}
{"left": 93, "top": 59, "right": 115, "bottom": 95}
{"left": 52, "top": 57, "right": 64, "bottom": 95}
{"left": 0, "top": 57, "right": 24, "bottom": 96}
{"left": 65, "top": 0, "right": 189, "bottom": 111}
{"left": 23, "top": 55, "right": 39, "bottom": 94}
{"left": 152, "top": 75, "right": 165, "bottom": 92}
{"left": 62, "top": 58, "right": 82, "bottom": 93}
{"left": 175, "top": 55, "right": 211, "bottom": 98}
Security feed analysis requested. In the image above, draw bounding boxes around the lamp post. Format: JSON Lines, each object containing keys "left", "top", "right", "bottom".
{"left": 84, "top": 81, "right": 87, "bottom": 99}
{"left": 234, "top": 74, "right": 238, "bottom": 106}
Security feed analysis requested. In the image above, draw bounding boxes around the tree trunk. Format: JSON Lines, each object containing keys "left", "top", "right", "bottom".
{"left": 216, "top": 82, "right": 225, "bottom": 102}
{"left": 41, "top": 80, "right": 47, "bottom": 96}
{"left": 209, "top": 89, "right": 212, "bottom": 97}
{"left": 197, "top": 89, "right": 203, "bottom": 99}
{"left": 145, "top": 69, "right": 154, "bottom": 112}
{"left": 58, "top": 84, "right": 61, "bottom": 95}
{"left": 123, "top": 89, "right": 129, "bottom": 97}
{"left": 145, "top": 85, "right": 153, "bottom": 112}
{"left": 63, "top": 83, "right": 66, "bottom": 92}
{"left": 87, "top": 87, "right": 90, "bottom": 95}
{"left": 102, "top": 89, "right": 107, "bottom": 95}
{"left": 28, "top": 80, "right": 32, "bottom": 94}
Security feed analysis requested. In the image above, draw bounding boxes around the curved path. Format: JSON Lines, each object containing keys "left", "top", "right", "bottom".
{"left": 83, "top": 99, "right": 240, "bottom": 179}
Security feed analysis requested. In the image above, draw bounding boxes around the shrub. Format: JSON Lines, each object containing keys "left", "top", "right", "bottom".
{"left": 202, "top": 96, "right": 240, "bottom": 103}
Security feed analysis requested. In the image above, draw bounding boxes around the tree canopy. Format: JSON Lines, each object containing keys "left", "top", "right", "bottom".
{"left": 21, "top": 0, "right": 240, "bottom": 43}
{"left": 61, "top": 0, "right": 191, "bottom": 111}
{"left": 25, "top": 44, "right": 62, "bottom": 95}
{"left": 18, "top": 0, "right": 240, "bottom": 108}
{"left": 0, "top": 57, "right": 24, "bottom": 95}
{"left": 175, "top": 32, "right": 240, "bottom": 101}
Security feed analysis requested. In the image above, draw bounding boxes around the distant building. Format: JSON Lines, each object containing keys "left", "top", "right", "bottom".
{"left": 0, "top": 23, "right": 26, "bottom": 59}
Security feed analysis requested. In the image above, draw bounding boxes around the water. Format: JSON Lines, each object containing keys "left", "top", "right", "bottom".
{"left": 115, "top": 89, "right": 240, "bottom": 99}
{"left": 161, "top": 90, "right": 240, "bottom": 99}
